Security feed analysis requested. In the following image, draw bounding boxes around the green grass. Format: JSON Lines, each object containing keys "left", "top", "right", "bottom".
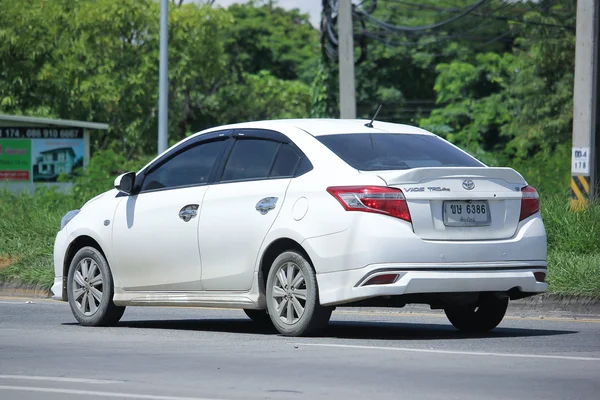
{"left": 0, "top": 189, "right": 599, "bottom": 297}
{"left": 0, "top": 188, "right": 80, "bottom": 289}
{"left": 541, "top": 193, "right": 600, "bottom": 296}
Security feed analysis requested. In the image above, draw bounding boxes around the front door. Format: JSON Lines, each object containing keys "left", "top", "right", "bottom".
{"left": 199, "top": 132, "right": 305, "bottom": 291}
{"left": 112, "top": 137, "right": 229, "bottom": 291}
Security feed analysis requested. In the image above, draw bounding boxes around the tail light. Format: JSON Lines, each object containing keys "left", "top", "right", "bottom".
{"left": 326, "top": 186, "right": 412, "bottom": 222}
{"left": 519, "top": 186, "right": 540, "bottom": 221}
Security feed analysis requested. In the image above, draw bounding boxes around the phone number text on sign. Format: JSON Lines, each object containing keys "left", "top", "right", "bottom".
{"left": 0, "top": 127, "right": 83, "bottom": 139}
{"left": 572, "top": 147, "right": 590, "bottom": 175}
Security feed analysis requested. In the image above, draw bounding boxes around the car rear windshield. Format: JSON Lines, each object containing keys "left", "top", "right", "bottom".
{"left": 317, "top": 133, "right": 484, "bottom": 171}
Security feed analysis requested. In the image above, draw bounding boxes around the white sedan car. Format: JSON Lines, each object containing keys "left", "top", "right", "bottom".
{"left": 52, "top": 119, "right": 547, "bottom": 336}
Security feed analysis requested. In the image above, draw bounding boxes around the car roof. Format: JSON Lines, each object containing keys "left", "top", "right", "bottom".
{"left": 139, "top": 119, "right": 437, "bottom": 175}
{"left": 197, "top": 118, "right": 435, "bottom": 137}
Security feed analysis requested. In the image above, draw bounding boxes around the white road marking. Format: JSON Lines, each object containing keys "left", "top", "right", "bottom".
{"left": 0, "top": 385, "right": 226, "bottom": 400}
{"left": 298, "top": 343, "right": 600, "bottom": 361}
{"left": 0, "top": 375, "right": 120, "bottom": 384}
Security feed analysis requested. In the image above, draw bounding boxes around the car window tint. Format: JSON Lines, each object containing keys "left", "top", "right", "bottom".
{"left": 317, "top": 134, "right": 484, "bottom": 171}
{"left": 270, "top": 144, "right": 300, "bottom": 178}
{"left": 141, "top": 140, "right": 226, "bottom": 191}
{"left": 221, "top": 139, "right": 280, "bottom": 182}
{"left": 295, "top": 156, "right": 313, "bottom": 176}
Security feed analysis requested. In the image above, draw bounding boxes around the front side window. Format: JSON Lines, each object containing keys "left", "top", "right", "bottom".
{"left": 317, "top": 133, "right": 484, "bottom": 171}
{"left": 221, "top": 139, "right": 280, "bottom": 182}
{"left": 141, "top": 139, "right": 227, "bottom": 191}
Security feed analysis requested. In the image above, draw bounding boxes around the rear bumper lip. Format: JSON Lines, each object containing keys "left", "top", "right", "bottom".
{"left": 317, "top": 261, "right": 548, "bottom": 306}
{"left": 354, "top": 261, "right": 547, "bottom": 287}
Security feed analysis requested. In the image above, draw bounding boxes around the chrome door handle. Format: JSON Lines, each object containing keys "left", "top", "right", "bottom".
{"left": 179, "top": 204, "right": 199, "bottom": 222}
{"left": 256, "top": 197, "right": 278, "bottom": 215}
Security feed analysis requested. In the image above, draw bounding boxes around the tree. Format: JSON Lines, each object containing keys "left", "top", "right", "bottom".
{"left": 225, "top": 1, "right": 320, "bottom": 84}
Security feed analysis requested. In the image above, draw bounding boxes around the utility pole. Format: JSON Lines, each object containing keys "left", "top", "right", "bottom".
{"left": 571, "top": 0, "right": 599, "bottom": 209}
{"left": 338, "top": 0, "right": 356, "bottom": 119}
{"left": 158, "top": 0, "right": 168, "bottom": 155}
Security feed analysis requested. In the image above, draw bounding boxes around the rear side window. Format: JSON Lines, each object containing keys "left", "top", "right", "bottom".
{"left": 270, "top": 144, "right": 301, "bottom": 178}
{"left": 317, "top": 133, "right": 483, "bottom": 171}
{"left": 221, "top": 139, "right": 280, "bottom": 181}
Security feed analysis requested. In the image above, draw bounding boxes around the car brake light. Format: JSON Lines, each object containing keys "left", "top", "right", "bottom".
{"left": 519, "top": 186, "right": 540, "bottom": 221}
{"left": 326, "top": 186, "right": 412, "bottom": 222}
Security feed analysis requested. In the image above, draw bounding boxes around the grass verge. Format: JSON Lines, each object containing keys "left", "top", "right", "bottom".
{"left": 0, "top": 189, "right": 599, "bottom": 297}
{"left": 0, "top": 188, "right": 79, "bottom": 290}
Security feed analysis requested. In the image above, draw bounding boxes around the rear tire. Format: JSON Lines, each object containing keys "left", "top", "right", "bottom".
{"left": 444, "top": 295, "right": 508, "bottom": 333}
{"left": 243, "top": 309, "right": 272, "bottom": 324}
{"left": 266, "top": 251, "right": 332, "bottom": 337}
{"left": 67, "top": 246, "right": 125, "bottom": 326}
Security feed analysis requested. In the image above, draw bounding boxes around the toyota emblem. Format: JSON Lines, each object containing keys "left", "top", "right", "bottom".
{"left": 462, "top": 179, "right": 475, "bottom": 190}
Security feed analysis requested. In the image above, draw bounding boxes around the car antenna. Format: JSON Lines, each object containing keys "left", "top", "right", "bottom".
{"left": 364, "top": 104, "right": 383, "bottom": 128}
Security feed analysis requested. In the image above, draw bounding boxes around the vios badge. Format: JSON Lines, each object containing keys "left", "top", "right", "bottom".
{"left": 462, "top": 179, "right": 475, "bottom": 190}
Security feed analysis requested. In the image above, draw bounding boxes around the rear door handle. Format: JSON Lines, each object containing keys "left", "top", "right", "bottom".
{"left": 179, "top": 204, "right": 199, "bottom": 222}
{"left": 256, "top": 197, "right": 278, "bottom": 215}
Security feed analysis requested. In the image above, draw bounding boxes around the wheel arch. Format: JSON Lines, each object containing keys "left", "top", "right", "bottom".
{"left": 258, "top": 237, "right": 313, "bottom": 294}
{"left": 62, "top": 235, "right": 107, "bottom": 301}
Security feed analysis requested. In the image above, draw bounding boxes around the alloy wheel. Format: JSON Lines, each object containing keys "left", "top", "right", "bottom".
{"left": 72, "top": 257, "right": 104, "bottom": 316}
{"left": 271, "top": 262, "right": 307, "bottom": 324}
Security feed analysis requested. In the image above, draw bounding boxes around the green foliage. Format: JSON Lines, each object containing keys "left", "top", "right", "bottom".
{"left": 420, "top": 52, "right": 514, "bottom": 155}
{"left": 216, "top": 70, "right": 311, "bottom": 122}
{"left": 542, "top": 195, "right": 600, "bottom": 296}
{"left": 310, "top": 61, "right": 333, "bottom": 118}
{"left": 0, "top": 189, "right": 76, "bottom": 288}
{"left": 225, "top": 1, "right": 320, "bottom": 84}
{"left": 0, "top": 0, "right": 316, "bottom": 155}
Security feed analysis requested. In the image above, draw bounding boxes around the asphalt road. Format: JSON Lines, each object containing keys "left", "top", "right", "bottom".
{"left": 0, "top": 298, "right": 599, "bottom": 400}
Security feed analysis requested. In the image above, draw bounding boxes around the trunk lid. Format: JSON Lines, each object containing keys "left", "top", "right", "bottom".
{"left": 368, "top": 167, "right": 527, "bottom": 241}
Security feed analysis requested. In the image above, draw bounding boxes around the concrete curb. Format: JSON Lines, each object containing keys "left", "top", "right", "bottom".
{"left": 0, "top": 283, "right": 599, "bottom": 317}
{"left": 0, "top": 283, "right": 52, "bottom": 299}
{"left": 509, "top": 293, "right": 600, "bottom": 317}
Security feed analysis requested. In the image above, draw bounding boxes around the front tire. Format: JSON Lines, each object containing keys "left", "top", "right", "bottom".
{"left": 444, "top": 295, "right": 508, "bottom": 333}
{"left": 67, "top": 246, "right": 125, "bottom": 326}
{"left": 266, "top": 251, "right": 332, "bottom": 337}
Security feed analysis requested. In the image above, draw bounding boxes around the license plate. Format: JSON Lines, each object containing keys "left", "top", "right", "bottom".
{"left": 443, "top": 200, "right": 490, "bottom": 227}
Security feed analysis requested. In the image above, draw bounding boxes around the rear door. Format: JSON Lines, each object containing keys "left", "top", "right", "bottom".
{"left": 317, "top": 133, "right": 526, "bottom": 241}
{"left": 198, "top": 130, "right": 307, "bottom": 291}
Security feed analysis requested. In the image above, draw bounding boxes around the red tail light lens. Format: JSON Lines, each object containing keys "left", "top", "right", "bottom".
{"left": 519, "top": 186, "right": 540, "bottom": 221}
{"left": 363, "top": 274, "right": 399, "bottom": 286}
{"left": 326, "top": 186, "right": 412, "bottom": 222}
{"left": 534, "top": 272, "right": 546, "bottom": 283}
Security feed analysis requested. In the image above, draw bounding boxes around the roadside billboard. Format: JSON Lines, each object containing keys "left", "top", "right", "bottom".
{"left": 0, "top": 127, "right": 84, "bottom": 184}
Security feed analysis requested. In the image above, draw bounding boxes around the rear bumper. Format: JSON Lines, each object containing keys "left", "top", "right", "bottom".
{"left": 316, "top": 261, "right": 548, "bottom": 306}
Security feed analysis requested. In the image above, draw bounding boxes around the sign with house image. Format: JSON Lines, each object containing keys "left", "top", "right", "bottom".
{"left": 32, "top": 139, "right": 84, "bottom": 182}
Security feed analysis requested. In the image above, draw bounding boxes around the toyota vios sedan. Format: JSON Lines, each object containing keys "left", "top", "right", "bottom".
{"left": 52, "top": 119, "right": 547, "bottom": 336}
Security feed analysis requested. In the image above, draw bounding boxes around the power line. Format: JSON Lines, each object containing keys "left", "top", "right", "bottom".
{"left": 374, "top": 0, "right": 574, "bottom": 31}
{"left": 354, "top": 0, "right": 488, "bottom": 33}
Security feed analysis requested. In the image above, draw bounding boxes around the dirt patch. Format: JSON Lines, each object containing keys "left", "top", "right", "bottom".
{"left": 0, "top": 255, "right": 20, "bottom": 270}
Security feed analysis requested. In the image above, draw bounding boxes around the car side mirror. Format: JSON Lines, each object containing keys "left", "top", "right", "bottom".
{"left": 114, "top": 172, "right": 136, "bottom": 195}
